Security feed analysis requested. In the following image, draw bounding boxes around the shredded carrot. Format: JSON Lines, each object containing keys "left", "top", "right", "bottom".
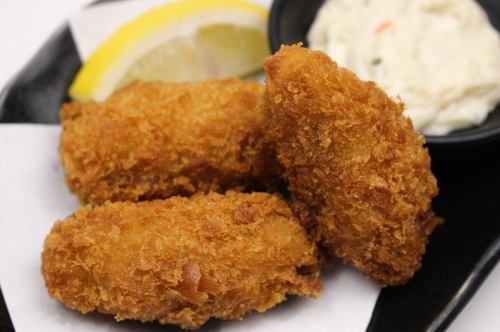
{"left": 375, "top": 20, "right": 393, "bottom": 33}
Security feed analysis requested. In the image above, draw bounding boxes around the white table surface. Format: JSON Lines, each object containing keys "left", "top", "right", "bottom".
{"left": 0, "top": 0, "right": 499, "bottom": 331}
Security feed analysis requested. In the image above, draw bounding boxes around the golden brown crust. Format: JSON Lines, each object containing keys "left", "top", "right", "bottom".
{"left": 41, "top": 191, "right": 321, "bottom": 329}
{"left": 263, "top": 45, "right": 440, "bottom": 286}
{"left": 60, "top": 78, "right": 282, "bottom": 205}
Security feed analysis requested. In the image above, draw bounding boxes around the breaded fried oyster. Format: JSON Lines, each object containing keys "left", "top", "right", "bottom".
{"left": 60, "top": 78, "right": 281, "bottom": 204}
{"left": 42, "top": 191, "right": 321, "bottom": 329}
{"left": 263, "top": 45, "right": 440, "bottom": 286}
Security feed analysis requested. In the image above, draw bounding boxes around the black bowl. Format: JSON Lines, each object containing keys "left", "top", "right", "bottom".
{"left": 268, "top": 0, "right": 500, "bottom": 151}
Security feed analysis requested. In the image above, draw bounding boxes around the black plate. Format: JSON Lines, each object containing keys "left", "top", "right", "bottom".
{"left": 1, "top": 1, "right": 500, "bottom": 331}
{"left": 268, "top": 0, "right": 500, "bottom": 152}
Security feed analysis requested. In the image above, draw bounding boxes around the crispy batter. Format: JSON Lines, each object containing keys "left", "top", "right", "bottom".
{"left": 60, "top": 78, "right": 281, "bottom": 205}
{"left": 262, "top": 45, "right": 440, "bottom": 286}
{"left": 41, "top": 191, "right": 321, "bottom": 329}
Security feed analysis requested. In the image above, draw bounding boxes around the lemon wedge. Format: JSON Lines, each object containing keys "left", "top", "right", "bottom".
{"left": 69, "top": 0, "right": 269, "bottom": 101}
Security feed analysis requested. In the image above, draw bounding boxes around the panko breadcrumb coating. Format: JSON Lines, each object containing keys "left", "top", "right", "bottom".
{"left": 263, "top": 45, "right": 440, "bottom": 286}
{"left": 41, "top": 191, "right": 321, "bottom": 330}
{"left": 60, "top": 78, "right": 281, "bottom": 205}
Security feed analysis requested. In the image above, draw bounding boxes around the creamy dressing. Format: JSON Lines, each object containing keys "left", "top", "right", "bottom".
{"left": 308, "top": 0, "right": 500, "bottom": 135}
